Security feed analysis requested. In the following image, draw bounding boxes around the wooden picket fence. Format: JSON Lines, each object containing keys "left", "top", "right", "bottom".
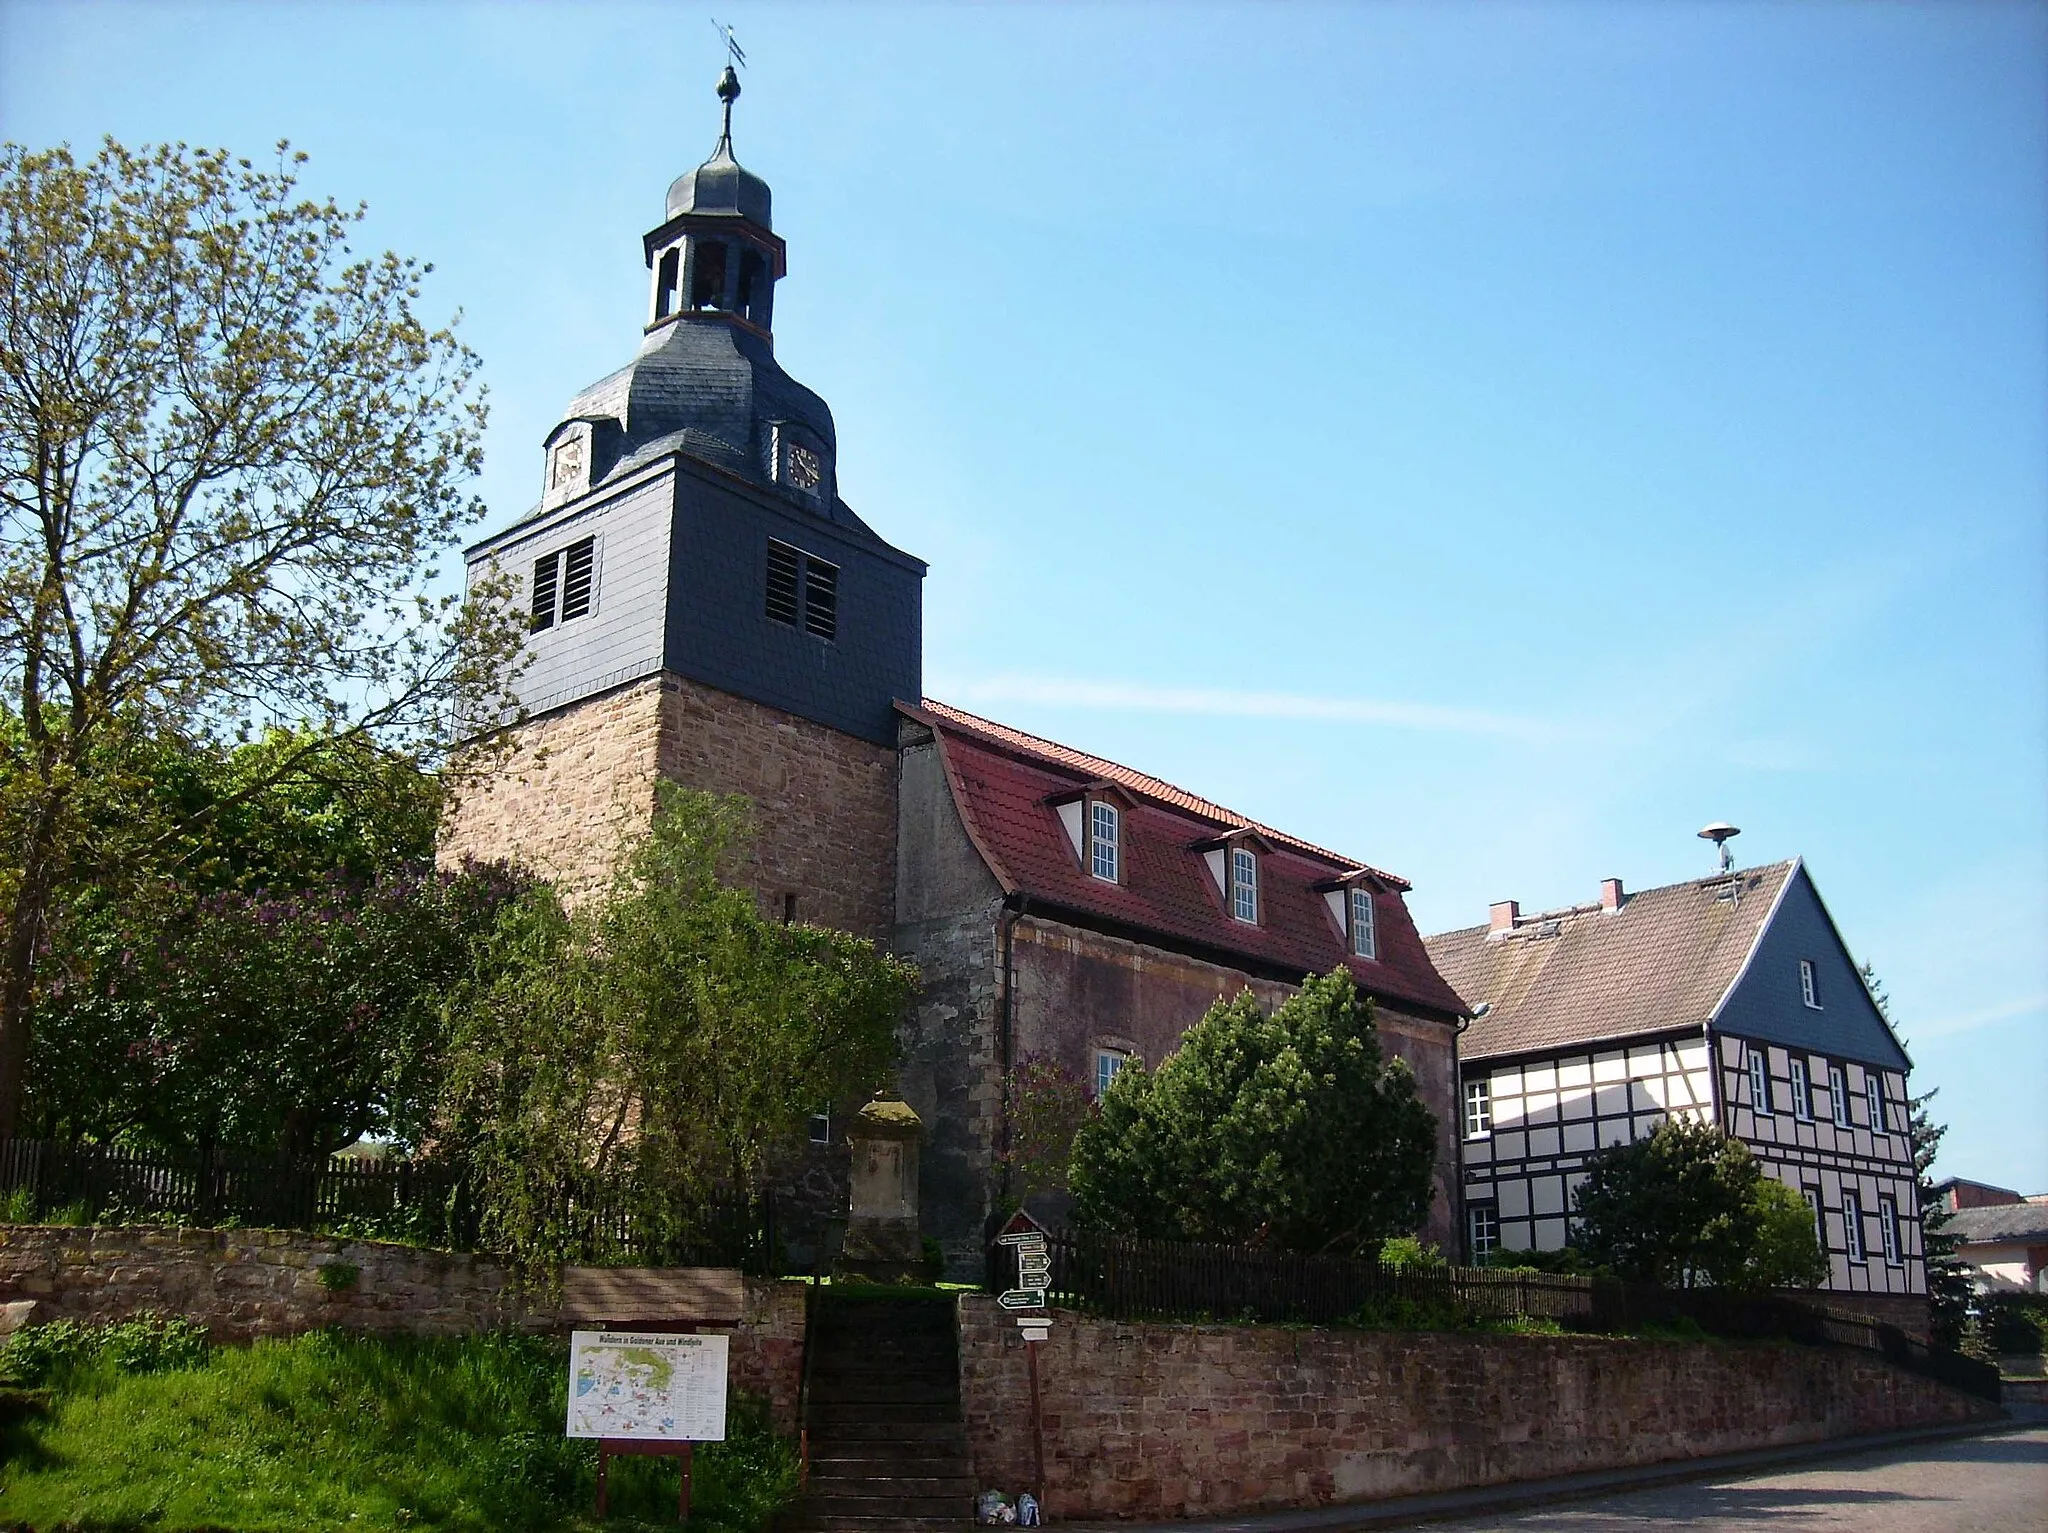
{"left": 0, "top": 1138, "right": 774, "bottom": 1272}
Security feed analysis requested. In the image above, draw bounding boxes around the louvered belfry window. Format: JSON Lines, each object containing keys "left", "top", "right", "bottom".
{"left": 530, "top": 551, "right": 559, "bottom": 632}
{"left": 765, "top": 538, "right": 838, "bottom": 641}
{"left": 531, "top": 535, "right": 597, "bottom": 633}
{"left": 765, "top": 540, "right": 802, "bottom": 626}
{"left": 802, "top": 557, "right": 837, "bottom": 639}
{"left": 559, "top": 538, "right": 595, "bottom": 620}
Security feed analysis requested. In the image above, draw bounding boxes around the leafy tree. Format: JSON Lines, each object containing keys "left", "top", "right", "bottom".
{"left": 1570, "top": 1118, "right": 1827, "bottom": 1289}
{"left": 994, "top": 1056, "right": 1095, "bottom": 1210}
{"left": 29, "top": 860, "right": 526, "bottom": 1157}
{"left": 1067, "top": 968, "right": 1437, "bottom": 1256}
{"left": 1746, "top": 1177, "right": 1833, "bottom": 1290}
{"left": 436, "top": 786, "right": 916, "bottom": 1273}
{"left": 0, "top": 138, "right": 525, "bottom": 1137}
{"left": 7, "top": 722, "right": 501, "bottom": 1156}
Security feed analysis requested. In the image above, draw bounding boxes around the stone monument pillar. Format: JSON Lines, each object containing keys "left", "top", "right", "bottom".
{"left": 835, "top": 1091, "right": 926, "bottom": 1283}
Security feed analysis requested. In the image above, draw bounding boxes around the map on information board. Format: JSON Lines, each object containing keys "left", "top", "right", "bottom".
{"left": 566, "top": 1330, "right": 728, "bottom": 1441}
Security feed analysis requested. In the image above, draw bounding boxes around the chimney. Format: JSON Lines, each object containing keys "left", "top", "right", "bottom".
{"left": 1599, "top": 878, "right": 1625, "bottom": 912}
{"left": 1488, "top": 899, "right": 1520, "bottom": 934}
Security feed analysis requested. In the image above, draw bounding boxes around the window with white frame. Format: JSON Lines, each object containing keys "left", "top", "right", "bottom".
{"left": 1829, "top": 1065, "right": 1849, "bottom": 1128}
{"left": 1096, "top": 1049, "right": 1130, "bottom": 1099}
{"left": 1749, "top": 1049, "right": 1772, "bottom": 1114}
{"left": 1843, "top": 1189, "right": 1866, "bottom": 1261}
{"left": 1230, "top": 846, "right": 1258, "bottom": 923}
{"left": 1878, "top": 1195, "right": 1901, "bottom": 1264}
{"left": 1865, "top": 1073, "right": 1884, "bottom": 1132}
{"left": 1803, "top": 1186, "right": 1825, "bottom": 1248}
{"left": 1349, "top": 887, "right": 1377, "bottom": 960}
{"left": 1468, "top": 1201, "right": 1500, "bottom": 1260}
{"left": 1799, "top": 958, "right": 1821, "bottom": 1009}
{"left": 1089, "top": 801, "right": 1120, "bottom": 882}
{"left": 1790, "top": 1058, "right": 1813, "bottom": 1122}
{"left": 1464, "top": 1078, "right": 1493, "bottom": 1139}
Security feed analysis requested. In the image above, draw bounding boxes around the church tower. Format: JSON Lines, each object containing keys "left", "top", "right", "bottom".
{"left": 440, "top": 69, "right": 925, "bottom": 939}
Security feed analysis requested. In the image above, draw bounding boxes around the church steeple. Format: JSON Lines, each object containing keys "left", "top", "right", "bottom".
{"left": 535, "top": 66, "right": 844, "bottom": 515}
{"left": 647, "top": 66, "right": 782, "bottom": 336}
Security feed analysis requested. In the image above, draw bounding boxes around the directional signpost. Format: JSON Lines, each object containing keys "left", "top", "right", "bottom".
{"left": 995, "top": 1212, "right": 1054, "bottom": 1509}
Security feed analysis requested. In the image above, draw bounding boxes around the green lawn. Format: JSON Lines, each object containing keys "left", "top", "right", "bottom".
{"left": 0, "top": 1327, "right": 796, "bottom": 1533}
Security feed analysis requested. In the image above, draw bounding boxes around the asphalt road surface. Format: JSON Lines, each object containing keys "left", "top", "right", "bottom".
{"left": 1417, "top": 1426, "right": 2048, "bottom": 1532}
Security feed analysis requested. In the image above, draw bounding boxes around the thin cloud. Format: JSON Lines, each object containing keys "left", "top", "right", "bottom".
{"left": 1908, "top": 992, "right": 2048, "bottom": 1042}
{"left": 936, "top": 673, "right": 1575, "bottom": 742}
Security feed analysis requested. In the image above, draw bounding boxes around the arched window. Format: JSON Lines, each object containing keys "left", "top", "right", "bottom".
{"left": 1089, "top": 801, "right": 1119, "bottom": 882}
{"left": 736, "top": 249, "right": 766, "bottom": 321}
{"left": 1230, "top": 846, "right": 1258, "bottom": 923}
{"left": 654, "top": 247, "right": 681, "bottom": 319}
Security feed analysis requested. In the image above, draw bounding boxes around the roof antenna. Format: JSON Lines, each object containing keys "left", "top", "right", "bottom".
{"left": 1697, "top": 821, "right": 1741, "bottom": 875}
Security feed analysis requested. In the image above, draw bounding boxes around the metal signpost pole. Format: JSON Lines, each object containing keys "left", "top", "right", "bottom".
{"left": 997, "top": 1219, "right": 1056, "bottom": 1520}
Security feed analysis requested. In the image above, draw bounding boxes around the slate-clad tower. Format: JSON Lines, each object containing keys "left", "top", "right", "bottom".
{"left": 441, "top": 69, "right": 925, "bottom": 938}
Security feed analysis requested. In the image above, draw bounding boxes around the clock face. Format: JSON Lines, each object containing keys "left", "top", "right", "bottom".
{"left": 551, "top": 437, "right": 585, "bottom": 488}
{"left": 784, "top": 442, "right": 822, "bottom": 491}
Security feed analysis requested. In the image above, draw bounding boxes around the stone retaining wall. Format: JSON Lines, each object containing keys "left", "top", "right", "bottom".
{"left": 958, "top": 1298, "right": 2000, "bottom": 1520}
{"left": 0, "top": 1225, "right": 807, "bottom": 1430}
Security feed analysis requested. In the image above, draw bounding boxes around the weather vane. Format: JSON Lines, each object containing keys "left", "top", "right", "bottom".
{"left": 711, "top": 18, "right": 747, "bottom": 71}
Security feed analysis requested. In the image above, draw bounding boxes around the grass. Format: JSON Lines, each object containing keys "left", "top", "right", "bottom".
{"left": 0, "top": 1326, "right": 797, "bottom": 1533}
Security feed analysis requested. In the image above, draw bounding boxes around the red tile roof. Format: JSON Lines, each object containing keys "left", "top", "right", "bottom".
{"left": 904, "top": 700, "right": 1465, "bottom": 1020}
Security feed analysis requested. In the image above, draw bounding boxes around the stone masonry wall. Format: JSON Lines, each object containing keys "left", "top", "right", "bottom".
{"left": 0, "top": 1226, "right": 808, "bottom": 1431}
{"left": 438, "top": 676, "right": 666, "bottom": 901}
{"left": 957, "top": 1298, "right": 1997, "bottom": 1520}
{"left": 439, "top": 671, "right": 898, "bottom": 940}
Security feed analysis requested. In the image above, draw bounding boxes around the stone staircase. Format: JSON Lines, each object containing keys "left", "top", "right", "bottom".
{"left": 784, "top": 1291, "right": 975, "bottom": 1533}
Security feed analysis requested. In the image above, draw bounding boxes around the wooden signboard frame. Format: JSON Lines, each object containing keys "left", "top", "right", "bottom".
{"left": 564, "top": 1279, "right": 743, "bottom": 1525}
{"left": 596, "top": 1438, "right": 694, "bottom": 1519}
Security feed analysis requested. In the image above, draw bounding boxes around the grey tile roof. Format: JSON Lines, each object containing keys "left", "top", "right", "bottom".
{"left": 1949, "top": 1203, "right": 2048, "bottom": 1245}
{"left": 1425, "top": 862, "right": 1795, "bottom": 1062}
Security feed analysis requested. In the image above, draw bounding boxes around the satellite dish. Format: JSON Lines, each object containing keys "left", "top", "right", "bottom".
{"left": 1697, "top": 822, "right": 1741, "bottom": 873}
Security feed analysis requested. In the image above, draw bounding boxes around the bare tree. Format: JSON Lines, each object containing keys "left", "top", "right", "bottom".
{"left": 0, "top": 139, "right": 523, "bottom": 1135}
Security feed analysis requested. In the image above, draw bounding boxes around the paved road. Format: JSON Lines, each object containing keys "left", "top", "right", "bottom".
{"left": 1417, "top": 1427, "right": 2048, "bottom": 1532}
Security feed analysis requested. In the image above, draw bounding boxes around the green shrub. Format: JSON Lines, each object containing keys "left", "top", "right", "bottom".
{"left": 317, "top": 1261, "right": 362, "bottom": 1293}
{"left": 1, "top": 1313, "right": 211, "bottom": 1385}
{"left": 1377, "top": 1235, "right": 1446, "bottom": 1271}
{"left": 1985, "top": 1296, "right": 2047, "bottom": 1356}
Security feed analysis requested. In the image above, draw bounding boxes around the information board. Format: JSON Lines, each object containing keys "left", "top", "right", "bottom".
{"left": 567, "top": 1330, "right": 728, "bottom": 1442}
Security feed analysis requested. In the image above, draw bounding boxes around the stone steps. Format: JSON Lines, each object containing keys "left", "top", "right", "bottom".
{"left": 793, "top": 1292, "right": 972, "bottom": 1533}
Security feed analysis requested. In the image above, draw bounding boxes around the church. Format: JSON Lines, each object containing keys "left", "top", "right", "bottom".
{"left": 438, "top": 70, "right": 1466, "bottom": 1272}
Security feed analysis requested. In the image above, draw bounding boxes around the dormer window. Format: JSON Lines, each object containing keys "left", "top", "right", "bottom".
{"left": 1231, "top": 846, "right": 1258, "bottom": 923}
{"left": 1349, "top": 887, "right": 1377, "bottom": 959}
{"left": 1089, "top": 801, "right": 1120, "bottom": 883}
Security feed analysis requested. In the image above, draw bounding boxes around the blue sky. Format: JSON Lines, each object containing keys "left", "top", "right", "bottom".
{"left": 5, "top": 2, "right": 2042, "bottom": 1187}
